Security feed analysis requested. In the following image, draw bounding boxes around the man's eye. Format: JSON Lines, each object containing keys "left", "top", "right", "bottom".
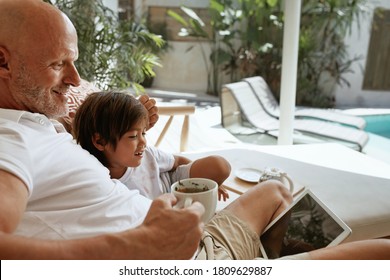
{"left": 52, "top": 63, "right": 64, "bottom": 70}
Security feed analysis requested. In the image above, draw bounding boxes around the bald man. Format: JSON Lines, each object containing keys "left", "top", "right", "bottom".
{"left": 1, "top": 0, "right": 389, "bottom": 260}
{"left": 0, "top": 0, "right": 201, "bottom": 259}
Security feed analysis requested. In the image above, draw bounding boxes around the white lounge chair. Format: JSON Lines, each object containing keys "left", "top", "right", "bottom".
{"left": 243, "top": 76, "right": 366, "bottom": 129}
{"left": 220, "top": 81, "right": 369, "bottom": 151}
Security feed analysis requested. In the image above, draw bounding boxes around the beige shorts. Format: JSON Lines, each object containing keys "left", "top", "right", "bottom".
{"left": 195, "top": 210, "right": 311, "bottom": 260}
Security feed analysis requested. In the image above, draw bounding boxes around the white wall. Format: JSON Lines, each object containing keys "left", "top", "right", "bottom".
{"left": 154, "top": 43, "right": 211, "bottom": 93}
{"left": 147, "top": 0, "right": 211, "bottom": 93}
{"left": 334, "top": 0, "right": 390, "bottom": 108}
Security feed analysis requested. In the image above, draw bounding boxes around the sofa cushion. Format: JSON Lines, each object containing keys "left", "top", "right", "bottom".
{"left": 56, "top": 79, "right": 100, "bottom": 132}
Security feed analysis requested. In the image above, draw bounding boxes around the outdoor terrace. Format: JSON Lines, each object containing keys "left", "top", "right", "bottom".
{"left": 146, "top": 88, "right": 390, "bottom": 166}
{"left": 144, "top": 88, "right": 390, "bottom": 242}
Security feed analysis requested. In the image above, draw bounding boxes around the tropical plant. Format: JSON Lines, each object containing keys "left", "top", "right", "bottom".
{"left": 44, "top": 0, "right": 165, "bottom": 92}
{"left": 292, "top": 0, "right": 367, "bottom": 106}
{"left": 169, "top": 0, "right": 368, "bottom": 107}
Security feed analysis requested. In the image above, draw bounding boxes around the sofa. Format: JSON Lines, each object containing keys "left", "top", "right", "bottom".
{"left": 62, "top": 80, "right": 390, "bottom": 243}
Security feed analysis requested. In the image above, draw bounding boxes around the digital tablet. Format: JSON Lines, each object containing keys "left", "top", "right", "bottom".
{"left": 259, "top": 189, "right": 351, "bottom": 259}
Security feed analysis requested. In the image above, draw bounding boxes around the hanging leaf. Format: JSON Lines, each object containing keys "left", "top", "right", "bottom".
{"left": 167, "top": 10, "right": 189, "bottom": 27}
{"left": 181, "top": 6, "right": 205, "bottom": 26}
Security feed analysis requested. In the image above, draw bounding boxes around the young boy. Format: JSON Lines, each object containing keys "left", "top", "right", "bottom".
{"left": 73, "top": 91, "right": 231, "bottom": 200}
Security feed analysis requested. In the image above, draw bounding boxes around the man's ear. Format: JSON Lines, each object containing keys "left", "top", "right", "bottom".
{"left": 0, "top": 46, "right": 11, "bottom": 79}
{"left": 92, "top": 133, "right": 106, "bottom": 151}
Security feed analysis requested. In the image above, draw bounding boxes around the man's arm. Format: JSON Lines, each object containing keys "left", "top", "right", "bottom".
{"left": 0, "top": 171, "right": 204, "bottom": 260}
{"left": 0, "top": 170, "right": 29, "bottom": 233}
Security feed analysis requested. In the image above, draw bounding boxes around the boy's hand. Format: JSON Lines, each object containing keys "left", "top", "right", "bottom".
{"left": 218, "top": 185, "right": 229, "bottom": 201}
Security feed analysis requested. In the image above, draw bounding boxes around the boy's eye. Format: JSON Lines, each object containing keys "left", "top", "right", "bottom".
{"left": 129, "top": 135, "right": 138, "bottom": 139}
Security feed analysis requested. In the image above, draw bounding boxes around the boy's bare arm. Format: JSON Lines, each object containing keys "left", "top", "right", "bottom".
{"left": 171, "top": 155, "right": 192, "bottom": 171}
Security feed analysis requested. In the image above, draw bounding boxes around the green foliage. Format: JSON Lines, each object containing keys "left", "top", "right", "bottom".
{"left": 44, "top": 0, "right": 164, "bottom": 92}
{"left": 169, "top": 0, "right": 368, "bottom": 107}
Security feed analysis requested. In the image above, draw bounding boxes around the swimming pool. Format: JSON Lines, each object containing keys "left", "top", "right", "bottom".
{"left": 362, "top": 114, "right": 390, "bottom": 139}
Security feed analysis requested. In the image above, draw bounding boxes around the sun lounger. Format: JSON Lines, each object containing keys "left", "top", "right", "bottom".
{"left": 220, "top": 81, "right": 369, "bottom": 151}
{"left": 242, "top": 76, "right": 366, "bottom": 129}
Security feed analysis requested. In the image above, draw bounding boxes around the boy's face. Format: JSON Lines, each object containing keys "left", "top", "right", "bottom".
{"left": 103, "top": 119, "right": 148, "bottom": 170}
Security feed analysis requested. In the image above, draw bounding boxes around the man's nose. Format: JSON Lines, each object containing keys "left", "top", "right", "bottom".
{"left": 64, "top": 63, "right": 81, "bottom": 87}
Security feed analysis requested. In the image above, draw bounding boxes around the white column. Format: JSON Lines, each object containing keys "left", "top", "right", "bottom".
{"left": 278, "top": 0, "right": 302, "bottom": 145}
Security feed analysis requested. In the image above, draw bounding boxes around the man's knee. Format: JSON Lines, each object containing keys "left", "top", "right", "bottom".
{"left": 255, "top": 180, "right": 293, "bottom": 204}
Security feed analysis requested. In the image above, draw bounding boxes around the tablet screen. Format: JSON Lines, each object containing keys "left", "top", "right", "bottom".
{"left": 259, "top": 190, "right": 351, "bottom": 259}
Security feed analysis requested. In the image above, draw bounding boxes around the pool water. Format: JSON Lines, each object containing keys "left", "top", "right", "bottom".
{"left": 362, "top": 114, "right": 390, "bottom": 139}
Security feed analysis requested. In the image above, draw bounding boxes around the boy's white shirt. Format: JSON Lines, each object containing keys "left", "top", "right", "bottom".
{"left": 119, "top": 146, "right": 175, "bottom": 199}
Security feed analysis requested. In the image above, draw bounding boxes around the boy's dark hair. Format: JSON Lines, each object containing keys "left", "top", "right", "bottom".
{"left": 73, "top": 91, "right": 148, "bottom": 166}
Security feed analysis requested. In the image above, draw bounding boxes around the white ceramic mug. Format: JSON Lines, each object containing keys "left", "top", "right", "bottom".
{"left": 171, "top": 178, "right": 218, "bottom": 223}
{"left": 259, "top": 167, "right": 294, "bottom": 193}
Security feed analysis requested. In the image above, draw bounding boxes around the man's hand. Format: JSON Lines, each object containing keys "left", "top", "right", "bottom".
{"left": 139, "top": 94, "right": 159, "bottom": 130}
{"left": 136, "top": 194, "right": 205, "bottom": 259}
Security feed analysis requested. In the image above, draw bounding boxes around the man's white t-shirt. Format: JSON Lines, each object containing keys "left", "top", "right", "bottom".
{"left": 0, "top": 109, "right": 152, "bottom": 239}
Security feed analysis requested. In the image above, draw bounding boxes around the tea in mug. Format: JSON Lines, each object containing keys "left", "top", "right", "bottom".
{"left": 174, "top": 181, "right": 209, "bottom": 193}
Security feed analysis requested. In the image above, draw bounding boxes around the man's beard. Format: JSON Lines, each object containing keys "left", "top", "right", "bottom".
{"left": 14, "top": 65, "right": 69, "bottom": 118}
